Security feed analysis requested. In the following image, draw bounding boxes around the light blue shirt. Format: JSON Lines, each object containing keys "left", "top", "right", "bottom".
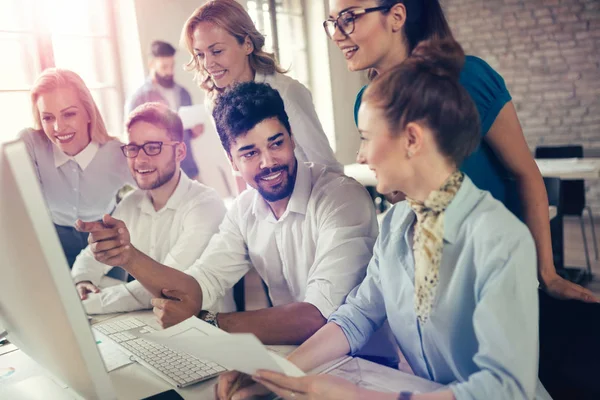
{"left": 329, "top": 176, "right": 551, "bottom": 400}
{"left": 20, "top": 129, "right": 133, "bottom": 227}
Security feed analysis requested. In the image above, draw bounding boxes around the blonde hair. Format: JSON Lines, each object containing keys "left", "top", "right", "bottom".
{"left": 30, "top": 68, "right": 113, "bottom": 144}
{"left": 181, "top": 0, "right": 286, "bottom": 100}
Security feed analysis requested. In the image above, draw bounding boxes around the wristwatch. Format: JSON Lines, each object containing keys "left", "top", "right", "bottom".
{"left": 398, "top": 392, "right": 412, "bottom": 400}
{"left": 198, "top": 310, "right": 219, "bottom": 328}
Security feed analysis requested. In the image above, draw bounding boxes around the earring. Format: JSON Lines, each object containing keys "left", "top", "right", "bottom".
{"left": 407, "top": 150, "right": 413, "bottom": 158}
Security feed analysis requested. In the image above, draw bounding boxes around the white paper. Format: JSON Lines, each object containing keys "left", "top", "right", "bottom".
{"left": 145, "top": 329, "right": 304, "bottom": 377}
{"left": 178, "top": 104, "right": 209, "bottom": 130}
{"left": 93, "top": 332, "right": 133, "bottom": 372}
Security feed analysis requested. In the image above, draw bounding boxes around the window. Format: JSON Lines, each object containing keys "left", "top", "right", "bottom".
{"left": 245, "top": 0, "right": 310, "bottom": 90}
{"left": 0, "top": 0, "right": 122, "bottom": 144}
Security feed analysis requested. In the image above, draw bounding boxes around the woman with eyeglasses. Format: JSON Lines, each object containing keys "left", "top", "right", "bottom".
{"left": 19, "top": 68, "right": 132, "bottom": 268}
{"left": 217, "top": 39, "right": 552, "bottom": 400}
{"left": 325, "top": 0, "right": 596, "bottom": 304}
{"left": 323, "top": 1, "right": 600, "bottom": 399}
{"left": 180, "top": 0, "right": 341, "bottom": 174}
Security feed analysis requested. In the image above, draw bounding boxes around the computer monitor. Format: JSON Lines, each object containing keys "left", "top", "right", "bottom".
{"left": 0, "top": 140, "right": 116, "bottom": 400}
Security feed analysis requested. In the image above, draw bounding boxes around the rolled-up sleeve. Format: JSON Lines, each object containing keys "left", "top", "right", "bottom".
{"left": 451, "top": 231, "right": 540, "bottom": 400}
{"left": 328, "top": 234, "right": 387, "bottom": 354}
{"left": 186, "top": 206, "right": 252, "bottom": 310}
{"left": 303, "top": 181, "right": 377, "bottom": 318}
{"left": 71, "top": 245, "right": 112, "bottom": 286}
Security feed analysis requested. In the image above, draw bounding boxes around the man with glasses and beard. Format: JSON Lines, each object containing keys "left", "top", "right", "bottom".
{"left": 80, "top": 83, "right": 378, "bottom": 345}
{"left": 72, "top": 102, "right": 234, "bottom": 315}
{"left": 126, "top": 40, "right": 201, "bottom": 181}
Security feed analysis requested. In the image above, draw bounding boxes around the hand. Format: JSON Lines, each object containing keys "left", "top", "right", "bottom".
{"left": 75, "top": 215, "right": 134, "bottom": 268}
{"left": 151, "top": 289, "right": 200, "bottom": 329}
{"left": 215, "top": 371, "right": 268, "bottom": 400}
{"left": 190, "top": 124, "right": 205, "bottom": 139}
{"left": 76, "top": 281, "right": 100, "bottom": 300}
{"left": 253, "top": 370, "right": 363, "bottom": 400}
{"left": 542, "top": 272, "right": 600, "bottom": 303}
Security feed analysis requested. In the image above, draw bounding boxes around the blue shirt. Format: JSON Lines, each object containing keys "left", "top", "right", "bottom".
{"left": 354, "top": 56, "right": 520, "bottom": 218}
{"left": 329, "top": 176, "right": 551, "bottom": 400}
{"left": 126, "top": 78, "right": 199, "bottom": 179}
{"left": 20, "top": 129, "right": 133, "bottom": 227}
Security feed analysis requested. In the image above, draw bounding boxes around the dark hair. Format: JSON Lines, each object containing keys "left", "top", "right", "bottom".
{"left": 126, "top": 102, "right": 184, "bottom": 142}
{"left": 362, "top": 39, "right": 480, "bottom": 167}
{"left": 151, "top": 40, "right": 176, "bottom": 58}
{"left": 212, "top": 82, "right": 291, "bottom": 155}
{"left": 369, "top": 0, "right": 454, "bottom": 79}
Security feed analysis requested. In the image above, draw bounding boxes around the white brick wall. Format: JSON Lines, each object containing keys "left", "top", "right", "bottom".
{"left": 444, "top": 0, "right": 600, "bottom": 214}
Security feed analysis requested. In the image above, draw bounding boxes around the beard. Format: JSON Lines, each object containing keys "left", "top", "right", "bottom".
{"left": 254, "top": 161, "right": 297, "bottom": 203}
{"left": 135, "top": 158, "right": 177, "bottom": 190}
{"left": 155, "top": 73, "right": 175, "bottom": 88}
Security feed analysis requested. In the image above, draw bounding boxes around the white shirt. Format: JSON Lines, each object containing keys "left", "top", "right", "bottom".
{"left": 205, "top": 73, "right": 342, "bottom": 173}
{"left": 255, "top": 73, "right": 342, "bottom": 173}
{"left": 53, "top": 141, "right": 99, "bottom": 170}
{"left": 72, "top": 172, "right": 235, "bottom": 314}
{"left": 187, "top": 162, "right": 378, "bottom": 318}
{"left": 20, "top": 129, "right": 133, "bottom": 227}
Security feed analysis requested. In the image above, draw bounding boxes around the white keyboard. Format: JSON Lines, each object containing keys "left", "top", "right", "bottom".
{"left": 93, "top": 317, "right": 226, "bottom": 388}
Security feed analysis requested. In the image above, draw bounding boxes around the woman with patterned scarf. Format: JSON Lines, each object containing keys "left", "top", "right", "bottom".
{"left": 219, "top": 39, "right": 551, "bottom": 400}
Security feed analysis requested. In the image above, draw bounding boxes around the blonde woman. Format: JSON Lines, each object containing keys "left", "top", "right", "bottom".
{"left": 20, "top": 68, "right": 132, "bottom": 267}
{"left": 181, "top": 0, "right": 341, "bottom": 172}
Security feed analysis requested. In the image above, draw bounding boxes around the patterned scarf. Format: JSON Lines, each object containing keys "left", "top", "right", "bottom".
{"left": 406, "top": 171, "right": 465, "bottom": 324}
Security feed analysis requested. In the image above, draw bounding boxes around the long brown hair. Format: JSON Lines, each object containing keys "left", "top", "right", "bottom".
{"left": 363, "top": 39, "right": 479, "bottom": 167}
{"left": 368, "top": 0, "right": 455, "bottom": 80}
{"left": 181, "top": 0, "right": 286, "bottom": 100}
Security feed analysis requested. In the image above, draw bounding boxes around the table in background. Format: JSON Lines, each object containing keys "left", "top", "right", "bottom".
{"left": 535, "top": 158, "right": 600, "bottom": 180}
{"left": 344, "top": 159, "right": 600, "bottom": 187}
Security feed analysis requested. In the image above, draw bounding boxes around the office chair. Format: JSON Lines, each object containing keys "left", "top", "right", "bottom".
{"left": 543, "top": 176, "right": 590, "bottom": 283}
{"left": 536, "top": 146, "right": 597, "bottom": 278}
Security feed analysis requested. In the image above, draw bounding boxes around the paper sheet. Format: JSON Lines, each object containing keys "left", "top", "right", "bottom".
{"left": 178, "top": 104, "right": 209, "bottom": 130}
{"left": 145, "top": 328, "right": 304, "bottom": 377}
{"left": 93, "top": 331, "right": 133, "bottom": 372}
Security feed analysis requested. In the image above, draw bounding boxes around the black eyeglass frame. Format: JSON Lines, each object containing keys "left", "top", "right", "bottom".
{"left": 120, "top": 141, "right": 180, "bottom": 158}
{"left": 323, "top": 6, "right": 392, "bottom": 39}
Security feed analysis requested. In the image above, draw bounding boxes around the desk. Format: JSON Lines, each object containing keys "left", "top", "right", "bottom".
{"left": 345, "top": 159, "right": 600, "bottom": 187}
{"left": 535, "top": 158, "right": 600, "bottom": 180}
{"left": 345, "top": 163, "right": 377, "bottom": 187}
{"left": 0, "top": 311, "right": 441, "bottom": 399}
{"left": 346, "top": 164, "right": 559, "bottom": 222}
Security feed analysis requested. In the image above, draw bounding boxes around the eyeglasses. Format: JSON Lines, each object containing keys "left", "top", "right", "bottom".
{"left": 323, "top": 6, "right": 391, "bottom": 39}
{"left": 120, "top": 141, "right": 180, "bottom": 158}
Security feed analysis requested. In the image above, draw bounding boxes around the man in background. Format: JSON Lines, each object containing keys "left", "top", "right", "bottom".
{"left": 126, "top": 40, "right": 201, "bottom": 180}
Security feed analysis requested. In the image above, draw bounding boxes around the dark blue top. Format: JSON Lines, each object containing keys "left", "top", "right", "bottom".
{"left": 354, "top": 56, "right": 521, "bottom": 218}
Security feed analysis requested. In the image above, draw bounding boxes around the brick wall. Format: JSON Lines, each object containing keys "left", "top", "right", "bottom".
{"left": 444, "top": 0, "right": 600, "bottom": 214}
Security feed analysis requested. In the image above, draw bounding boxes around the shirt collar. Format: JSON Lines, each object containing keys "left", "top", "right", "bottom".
{"left": 395, "top": 175, "right": 482, "bottom": 245}
{"left": 254, "top": 72, "right": 267, "bottom": 83}
{"left": 53, "top": 141, "right": 99, "bottom": 170}
{"left": 251, "top": 161, "right": 311, "bottom": 221}
{"left": 140, "top": 170, "right": 190, "bottom": 214}
{"left": 442, "top": 175, "right": 482, "bottom": 244}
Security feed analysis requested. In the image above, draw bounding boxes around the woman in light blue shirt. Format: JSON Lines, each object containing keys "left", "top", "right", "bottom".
{"left": 222, "top": 40, "right": 551, "bottom": 400}
{"left": 20, "top": 69, "right": 132, "bottom": 268}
